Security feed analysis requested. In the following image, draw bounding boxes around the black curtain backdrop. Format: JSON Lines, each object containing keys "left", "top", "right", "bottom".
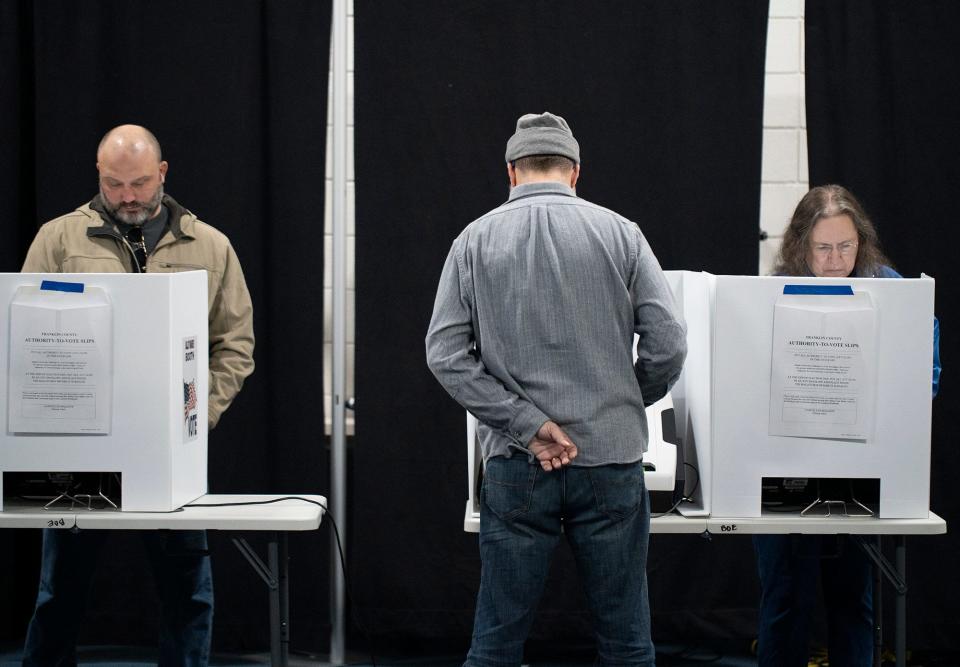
{"left": 0, "top": 0, "right": 331, "bottom": 653}
{"left": 354, "top": 1, "right": 767, "bottom": 646}
{"left": 806, "top": 1, "right": 960, "bottom": 651}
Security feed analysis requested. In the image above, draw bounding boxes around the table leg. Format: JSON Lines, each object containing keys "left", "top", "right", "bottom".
{"left": 232, "top": 535, "right": 289, "bottom": 667}
{"left": 874, "top": 536, "right": 883, "bottom": 667}
{"left": 280, "top": 532, "right": 290, "bottom": 664}
{"left": 269, "top": 536, "right": 281, "bottom": 666}
{"left": 267, "top": 534, "right": 290, "bottom": 667}
{"left": 857, "top": 533, "right": 910, "bottom": 667}
{"left": 896, "top": 536, "right": 906, "bottom": 667}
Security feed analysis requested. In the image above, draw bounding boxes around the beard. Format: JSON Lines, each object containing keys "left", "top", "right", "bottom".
{"left": 100, "top": 183, "right": 164, "bottom": 225}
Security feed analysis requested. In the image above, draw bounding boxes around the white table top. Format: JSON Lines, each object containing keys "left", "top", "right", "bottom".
{"left": 0, "top": 494, "right": 327, "bottom": 531}
{"left": 706, "top": 511, "right": 946, "bottom": 535}
{"left": 463, "top": 501, "right": 947, "bottom": 536}
{"left": 650, "top": 514, "right": 709, "bottom": 533}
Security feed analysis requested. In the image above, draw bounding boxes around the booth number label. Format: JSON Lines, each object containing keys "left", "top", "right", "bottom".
{"left": 719, "top": 524, "right": 738, "bottom": 532}
{"left": 46, "top": 517, "right": 67, "bottom": 528}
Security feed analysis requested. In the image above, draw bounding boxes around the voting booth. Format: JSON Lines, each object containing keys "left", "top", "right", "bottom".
{"left": 0, "top": 272, "right": 209, "bottom": 512}
{"left": 708, "top": 275, "right": 934, "bottom": 519}
{"left": 655, "top": 271, "right": 935, "bottom": 519}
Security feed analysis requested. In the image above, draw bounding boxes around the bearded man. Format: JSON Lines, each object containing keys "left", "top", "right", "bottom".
{"left": 21, "top": 124, "right": 254, "bottom": 667}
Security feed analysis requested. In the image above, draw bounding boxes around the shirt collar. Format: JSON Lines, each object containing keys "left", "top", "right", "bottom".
{"left": 507, "top": 180, "right": 577, "bottom": 202}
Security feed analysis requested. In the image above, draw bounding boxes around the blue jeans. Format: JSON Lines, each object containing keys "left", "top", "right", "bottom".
{"left": 754, "top": 534, "right": 873, "bottom": 667}
{"left": 465, "top": 456, "right": 654, "bottom": 667}
{"left": 23, "top": 528, "right": 214, "bottom": 667}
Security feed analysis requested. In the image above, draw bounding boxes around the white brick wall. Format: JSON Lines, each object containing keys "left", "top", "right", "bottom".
{"left": 323, "top": 1, "right": 809, "bottom": 432}
{"left": 760, "top": 0, "right": 809, "bottom": 274}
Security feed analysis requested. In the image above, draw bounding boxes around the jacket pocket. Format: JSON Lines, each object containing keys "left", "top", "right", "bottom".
{"left": 62, "top": 254, "right": 127, "bottom": 273}
{"left": 153, "top": 261, "right": 212, "bottom": 273}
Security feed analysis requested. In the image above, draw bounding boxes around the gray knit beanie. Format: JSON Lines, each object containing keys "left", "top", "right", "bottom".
{"left": 505, "top": 111, "right": 580, "bottom": 164}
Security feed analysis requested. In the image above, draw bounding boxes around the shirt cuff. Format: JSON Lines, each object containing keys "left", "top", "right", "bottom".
{"left": 507, "top": 402, "right": 550, "bottom": 446}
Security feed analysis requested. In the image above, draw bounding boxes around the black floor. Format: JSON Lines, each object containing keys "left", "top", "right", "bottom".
{"left": 0, "top": 640, "right": 759, "bottom": 666}
{"left": 5, "top": 642, "right": 959, "bottom": 666}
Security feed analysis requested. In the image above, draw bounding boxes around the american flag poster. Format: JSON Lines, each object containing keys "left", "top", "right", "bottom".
{"left": 182, "top": 336, "right": 199, "bottom": 442}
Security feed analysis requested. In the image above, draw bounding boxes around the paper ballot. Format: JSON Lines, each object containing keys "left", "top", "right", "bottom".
{"left": 768, "top": 288, "right": 877, "bottom": 441}
{"left": 8, "top": 284, "right": 113, "bottom": 434}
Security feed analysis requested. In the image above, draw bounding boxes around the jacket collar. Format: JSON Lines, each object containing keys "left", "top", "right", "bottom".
{"left": 86, "top": 193, "right": 196, "bottom": 240}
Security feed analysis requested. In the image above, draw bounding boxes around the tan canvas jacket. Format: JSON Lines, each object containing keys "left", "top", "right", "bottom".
{"left": 22, "top": 194, "right": 255, "bottom": 429}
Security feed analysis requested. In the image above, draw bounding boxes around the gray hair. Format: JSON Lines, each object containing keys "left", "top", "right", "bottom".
{"left": 773, "top": 184, "right": 892, "bottom": 277}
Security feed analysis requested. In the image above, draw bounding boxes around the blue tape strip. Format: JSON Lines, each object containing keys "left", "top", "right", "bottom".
{"left": 40, "top": 280, "right": 85, "bottom": 293}
{"left": 783, "top": 284, "right": 853, "bottom": 295}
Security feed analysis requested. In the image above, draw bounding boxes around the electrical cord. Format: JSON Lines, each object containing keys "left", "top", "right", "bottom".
{"left": 184, "top": 496, "right": 378, "bottom": 666}
{"left": 683, "top": 461, "right": 701, "bottom": 499}
{"left": 651, "top": 497, "right": 686, "bottom": 518}
{"left": 651, "top": 461, "right": 701, "bottom": 518}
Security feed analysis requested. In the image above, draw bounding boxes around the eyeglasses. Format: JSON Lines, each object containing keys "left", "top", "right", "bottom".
{"left": 126, "top": 227, "right": 147, "bottom": 273}
{"left": 810, "top": 240, "right": 858, "bottom": 259}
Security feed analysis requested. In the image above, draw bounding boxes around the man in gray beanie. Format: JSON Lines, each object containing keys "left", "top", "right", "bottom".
{"left": 426, "top": 112, "right": 686, "bottom": 667}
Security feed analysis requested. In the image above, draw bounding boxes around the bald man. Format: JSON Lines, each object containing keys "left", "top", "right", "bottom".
{"left": 21, "top": 125, "right": 254, "bottom": 666}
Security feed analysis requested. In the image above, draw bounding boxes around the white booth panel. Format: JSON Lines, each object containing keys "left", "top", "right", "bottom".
{"left": 663, "top": 270, "right": 714, "bottom": 516}
{"left": 710, "top": 275, "right": 934, "bottom": 519}
{"left": 0, "top": 272, "right": 209, "bottom": 511}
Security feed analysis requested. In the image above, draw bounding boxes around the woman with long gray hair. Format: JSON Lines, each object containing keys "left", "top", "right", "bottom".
{"left": 772, "top": 183, "right": 895, "bottom": 278}
{"left": 755, "top": 184, "right": 940, "bottom": 666}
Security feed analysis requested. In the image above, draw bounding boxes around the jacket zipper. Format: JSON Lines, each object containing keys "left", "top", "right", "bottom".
{"left": 120, "top": 235, "right": 146, "bottom": 273}
{"left": 93, "top": 230, "right": 144, "bottom": 273}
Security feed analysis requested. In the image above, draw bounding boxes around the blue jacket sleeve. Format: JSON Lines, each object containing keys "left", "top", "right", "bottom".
{"left": 933, "top": 316, "right": 941, "bottom": 398}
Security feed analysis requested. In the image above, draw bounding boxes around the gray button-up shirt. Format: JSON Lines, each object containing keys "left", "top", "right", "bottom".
{"left": 426, "top": 181, "right": 686, "bottom": 466}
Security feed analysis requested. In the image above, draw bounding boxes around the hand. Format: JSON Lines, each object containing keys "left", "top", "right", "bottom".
{"left": 528, "top": 421, "right": 578, "bottom": 472}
